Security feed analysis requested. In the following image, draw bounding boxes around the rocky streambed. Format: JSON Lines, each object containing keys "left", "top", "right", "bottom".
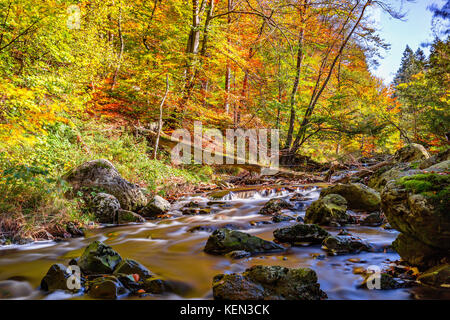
{"left": 0, "top": 144, "right": 448, "bottom": 300}
{"left": 0, "top": 184, "right": 448, "bottom": 300}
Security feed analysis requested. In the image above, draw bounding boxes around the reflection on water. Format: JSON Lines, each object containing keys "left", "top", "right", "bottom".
{"left": 0, "top": 185, "right": 448, "bottom": 300}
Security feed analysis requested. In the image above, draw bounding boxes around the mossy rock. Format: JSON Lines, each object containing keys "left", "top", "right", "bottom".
{"left": 204, "top": 228, "right": 285, "bottom": 255}
{"left": 78, "top": 241, "right": 123, "bottom": 275}
{"left": 273, "top": 224, "right": 330, "bottom": 244}
{"left": 382, "top": 173, "right": 450, "bottom": 267}
{"left": 63, "top": 159, "right": 148, "bottom": 211}
{"left": 419, "top": 148, "right": 450, "bottom": 169}
{"left": 304, "top": 194, "right": 350, "bottom": 226}
{"left": 320, "top": 183, "right": 380, "bottom": 212}
{"left": 118, "top": 209, "right": 145, "bottom": 223}
{"left": 212, "top": 265, "right": 327, "bottom": 300}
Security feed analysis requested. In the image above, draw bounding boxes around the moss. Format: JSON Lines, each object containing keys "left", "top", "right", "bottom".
{"left": 399, "top": 173, "right": 450, "bottom": 214}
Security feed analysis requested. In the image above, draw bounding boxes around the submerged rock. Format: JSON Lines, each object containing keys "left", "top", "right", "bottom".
{"left": 0, "top": 280, "right": 34, "bottom": 299}
{"left": 78, "top": 241, "right": 123, "bottom": 274}
{"left": 304, "top": 194, "right": 351, "bottom": 226}
{"left": 87, "top": 275, "right": 127, "bottom": 299}
{"left": 320, "top": 183, "right": 380, "bottom": 212}
{"left": 140, "top": 195, "right": 171, "bottom": 217}
{"left": 417, "top": 264, "right": 450, "bottom": 288}
{"left": 394, "top": 143, "right": 430, "bottom": 163}
{"left": 273, "top": 224, "right": 330, "bottom": 244}
{"left": 259, "top": 198, "right": 293, "bottom": 215}
{"left": 63, "top": 159, "right": 148, "bottom": 211}
{"left": 382, "top": 173, "right": 450, "bottom": 269}
{"left": 225, "top": 250, "right": 252, "bottom": 259}
{"left": 204, "top": 228, "right": 285, "bottom": 255}
{"left": 322, "top": 235, "right": 372, "bottom": 255}
{"left": 212, "top": 265, "right": 327, "bottom": 300}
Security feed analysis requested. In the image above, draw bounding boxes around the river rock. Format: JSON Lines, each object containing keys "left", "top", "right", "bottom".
{"left": 40, "top": 263, "right": 72, "bottom": 291}
{"left": 181, "top": 201, "right": 211, "bottom": 215}
{"left": 212, "top": 265, "right": 327, "bottom": 300}
{"left": 259, "top": 198, "right": 293, "bottom": 215}
{"left": 360, "top": 211, "right": 385, "bottom": 226}
{"left": 381, "top": 173, "right": 450, "bottom": 268}
{"left": 272, "top": 214, "right": 295, "bottom": 222}
{"left": 273, "top": 224, "right": 330, "bottom": 244}
{"left": 78, "top": 241, "right": 123, "bottom": 274}
{"left": 91, "top": 193, "right": 120, "bottom": 223}
{"left": 142, "top": 277, "right": 192, "bottom": 295}
{"left": 225, "top": 250, "right": 252, "bottom": 259}
{"left": 320, "top": 183, "right": 380, "bottom": 212}
{"left": 118, "top": 209, "right": 145, "bottom": 223}
{"left": 322, "top": 235, "right": 372, "bottom": 255}
{"left": 204, "top": 228, "right": 285, "bottom": 255}
{"left": 304, "top": 194, "right": 351, "bottom": 226}
{"left": 394, "top": 143, "right": 430, "bottom": 163}
{"left": 113, "top": 259, "right": 153, "bottom": 280}
{"left": 63, "top": 159, "right": 147, "bottom": 211}
{"left": 87, "top": 275, "right": 127, "bottom": 299}
{"left": 140, "top": 195, "right": 171, "bottom": 217}
{"left": 417, "top": 264, "right": 450, "bottom": 288}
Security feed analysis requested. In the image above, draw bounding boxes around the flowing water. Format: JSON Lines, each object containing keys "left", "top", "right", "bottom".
{"left": 0, "top": 185, "right": 448, "bottom": 300}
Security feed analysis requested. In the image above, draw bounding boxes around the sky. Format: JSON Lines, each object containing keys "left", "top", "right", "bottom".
{"left": 369, "top": 0, "right": 445, "bottom": 84}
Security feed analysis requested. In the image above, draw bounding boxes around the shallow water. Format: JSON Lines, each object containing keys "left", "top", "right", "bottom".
{"left": 0, "top": 185, "right": 448, "bottom": 300}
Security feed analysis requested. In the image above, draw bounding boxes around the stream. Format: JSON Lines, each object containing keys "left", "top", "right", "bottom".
{"left": 0, "top": 184, "right": 448, "bottom": 300}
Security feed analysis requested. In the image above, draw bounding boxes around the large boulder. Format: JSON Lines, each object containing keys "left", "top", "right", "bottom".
{"left": 259, "top": 198, "right": 293, "bottom": 215}
{"left": 381, "top": 173, "right": 450, "bottom": 269}
{"left": 320, "top": 183, "right": 380, "bottom": 212}
{"left": 140, "top": 195, "right": 171, "bottom": 217}
{"left": 78, "top": 241, "right": 123, "bottom": 274}
{"left": 91, "top": 193, "right": 120, "bottom": 223}
{"left": 273, "top": 224, "right": 330, "bottom": 244}
{"left": 204, "top": 228, "right": 284, "bottom": 255}
{"left": 212, "top": 265, "right": 327, "bottom": 300}
{"left": 393, "top": 143, "right": 430, "bottom": 163}
{"left": 63, "top": 159, "right": 147, "bottom": 211}
{"left": 304, "top": 194, "right": 351, "bottom": 226}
